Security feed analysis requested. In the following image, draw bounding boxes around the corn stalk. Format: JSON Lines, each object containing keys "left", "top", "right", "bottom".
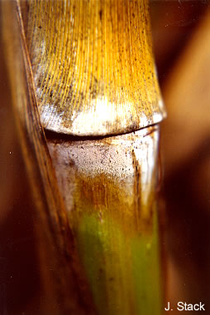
{"left": 1, "top": 0, "right": 166, "bottom": 314}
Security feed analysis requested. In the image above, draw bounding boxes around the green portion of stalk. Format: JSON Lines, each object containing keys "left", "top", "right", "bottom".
{"left": 131, "top": 210, "right": 162, "bottom": 315}
{"left": 76, "top": 210, "right": 162, "bottom": 315}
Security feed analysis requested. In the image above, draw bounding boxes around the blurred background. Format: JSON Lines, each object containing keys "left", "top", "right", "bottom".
{"left": 150, "top": 1, "right": 210, "bottom": 313}
{"left": 0, "top": 0, "right": 210, "bottom": 314}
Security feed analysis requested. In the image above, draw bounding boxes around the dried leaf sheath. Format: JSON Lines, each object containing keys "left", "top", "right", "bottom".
{"left": 1, "top": 1, "right": 95, "bottom": 313}
{"left": 22, "top": 0, "right": 165, "bottom": 136}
